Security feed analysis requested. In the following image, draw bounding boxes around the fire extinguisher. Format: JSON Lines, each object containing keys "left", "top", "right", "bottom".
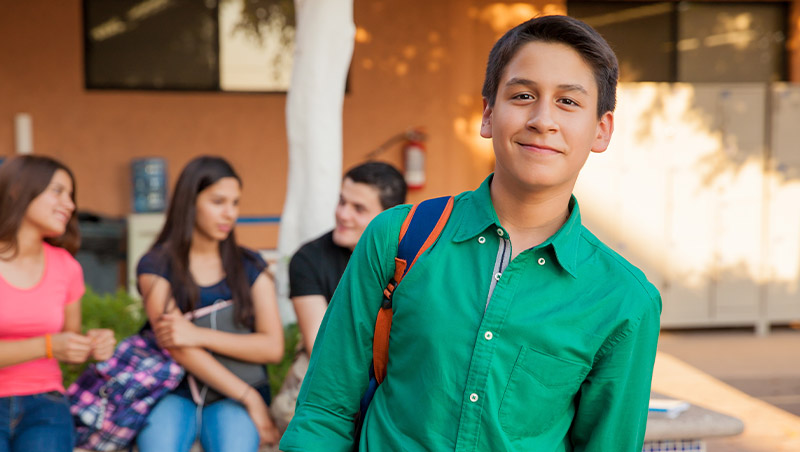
{"left": 403, "top": 129, "right": 426, "bottom": 189}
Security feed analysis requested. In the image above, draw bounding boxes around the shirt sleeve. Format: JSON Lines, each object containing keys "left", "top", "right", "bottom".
{"left": 569, "top": 291, "right": 662, "bottom": 452}
{"left": 65, "top": 254, "right": 85, "bottom": 305}
{"left": 288, "top": 245, "right": 324, "bottom": 298}
{"left": 279, "top": 207, "right": 409, "bottom": 452}
{"left": 242, "top": 247, "right": 268, "bottom": 286}
{"left": 136, "top": 249, "right": 168, "bottom": 277}
{"left": 136, "top": 248, "right": 171, "bottom": 298}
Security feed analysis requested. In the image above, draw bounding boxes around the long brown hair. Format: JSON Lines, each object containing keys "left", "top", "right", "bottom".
{"left": 0, "top": 155, "right": 80, "bottom": 258}
{"left": 150, "top": 156, "right": 261, "bottom": 328}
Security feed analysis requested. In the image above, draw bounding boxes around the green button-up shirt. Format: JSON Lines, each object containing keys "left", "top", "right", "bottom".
{"left": 280, "top": 175, "right": 661, "bottom": 452}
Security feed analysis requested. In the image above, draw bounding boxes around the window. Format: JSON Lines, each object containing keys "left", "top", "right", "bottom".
{"left": 568, "top": 1, "right": 788, "bottom": 83}
{"left": 84, "top": 0, "right": 295, "bottom": 92}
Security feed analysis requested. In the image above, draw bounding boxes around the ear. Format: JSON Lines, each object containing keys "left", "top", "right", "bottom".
{"left": 591, "top": 111, "right": 614, "bottom": 154}
{"left": 480, "top": 98, "right": 493, "bottom": 139}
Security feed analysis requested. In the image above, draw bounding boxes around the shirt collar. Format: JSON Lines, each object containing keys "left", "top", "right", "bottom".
{"left": 453, "top": 174, "right": 501, "bottom": 243}
{"left": 540, "top": 195, "right": 582, "bottom": 278}
{"left": 453, "top": 174, "right": 583, "bottom": 278}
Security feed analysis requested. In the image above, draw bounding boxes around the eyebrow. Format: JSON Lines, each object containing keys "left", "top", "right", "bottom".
{"left": 505, "top": 77, "right": 588, "bottom": 95}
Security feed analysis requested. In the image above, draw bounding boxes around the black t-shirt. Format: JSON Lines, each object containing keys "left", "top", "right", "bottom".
{"left": 289, "top": 230, "right": 352, "bottom": 303}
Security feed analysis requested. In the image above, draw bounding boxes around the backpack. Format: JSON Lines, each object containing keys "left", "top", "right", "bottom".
{"left": 67, "top": 328, "right": 185, "bottom": 451}
{"left": 354, "top": 195, "right": 454, "bottom": 444}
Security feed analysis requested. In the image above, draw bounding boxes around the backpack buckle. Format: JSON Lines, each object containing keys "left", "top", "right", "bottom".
{"left": 381, "top": 278, "right": 398, "bottom": 309}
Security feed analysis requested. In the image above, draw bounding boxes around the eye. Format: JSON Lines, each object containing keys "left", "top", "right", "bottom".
{"left": 513, "top": 93, "right": 534, "bottom": 101}
{"left": 558, "top": 98, "right": 579, "bottom": 107}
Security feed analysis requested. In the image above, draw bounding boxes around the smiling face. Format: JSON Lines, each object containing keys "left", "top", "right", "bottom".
{"left": 22, "top": 169, "right": 76, "bottom": 238}
{"left": 333, "top": 177, "right": 384, "bottom": 250}
{"left": 480, "top": 41, "right": 614, "bottom": 195}
{"left": 194, "top": 177, "right": 241, "bottom": 242}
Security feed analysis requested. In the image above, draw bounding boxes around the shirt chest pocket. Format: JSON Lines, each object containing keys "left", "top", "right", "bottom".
{"left": 498, "top": 346, "right": 590, "bottom": 439}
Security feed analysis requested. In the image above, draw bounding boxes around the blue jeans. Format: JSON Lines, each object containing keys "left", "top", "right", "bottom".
{"left": 0, "top": 391, "right": 75, "bottom": 452}
{"left": 136, "top": 394, "right": 259, "bottom": 452}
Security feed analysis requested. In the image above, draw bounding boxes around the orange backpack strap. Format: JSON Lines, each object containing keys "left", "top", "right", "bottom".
{"left": 356, "top": 196, "right": 454, "bottom": 438}
{"left": 372, "top": 196, "right": 454, "bottom": 384}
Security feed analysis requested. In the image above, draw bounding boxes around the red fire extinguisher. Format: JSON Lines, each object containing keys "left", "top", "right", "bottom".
{"left": 403, "top": 129, "right": 426, "bottom": 189}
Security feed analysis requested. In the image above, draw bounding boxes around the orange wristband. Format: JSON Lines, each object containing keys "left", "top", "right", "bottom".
{"left": 44, "top": 334, "right": 53, "bottom": 359}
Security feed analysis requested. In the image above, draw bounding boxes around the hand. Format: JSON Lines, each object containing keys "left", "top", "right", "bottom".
{"left": 154, "top": 312, "right": 202, "bottom": 348}
{"left": 243, "top": 388, "right": 280, "bottom": 446}
{"left": 51, "top": 332, "right": 92, "bottom": 364}
{"left": 86, "top": 329, "right": 116, "bottom": 361}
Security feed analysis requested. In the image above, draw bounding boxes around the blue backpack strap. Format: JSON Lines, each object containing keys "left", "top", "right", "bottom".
{"left": 355, "top": 196, "right": 454, "bottom": 441}
{"left": 381, "top": 196, "right": 455, "bottom": 310}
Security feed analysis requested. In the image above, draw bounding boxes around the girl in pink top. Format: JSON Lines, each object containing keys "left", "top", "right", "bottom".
{"left": 0, "top": 156, "right": 116, "bottom": 452}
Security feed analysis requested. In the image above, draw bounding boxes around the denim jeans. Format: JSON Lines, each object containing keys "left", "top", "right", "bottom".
{"left": 136, "top": 394, "right": 259, "bottom": 452}
{"left": 0, "top": 391, "right": 75, "bottom": 452}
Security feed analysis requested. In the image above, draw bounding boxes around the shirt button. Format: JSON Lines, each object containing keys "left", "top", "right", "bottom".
{"left": 484, "top": 331, "right": 493, "bottom": 340}
{"left": 494, "top": 272, "right": 502, "bottom": 281}
{"left": 497, "top": 228, "right": 504, "bottom": 237}
{"left": 469, "top": 393, "right": 479, "bottom": 402}
{"left": 478, "top": 236, "right": 486, "bottom": 244}
{"left": 538, "top": 257, "right": 546, "bottom": 265}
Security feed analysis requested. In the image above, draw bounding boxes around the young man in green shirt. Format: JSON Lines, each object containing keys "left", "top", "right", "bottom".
{"left": 280, "top": 15, "right": 661, "bottom": 452}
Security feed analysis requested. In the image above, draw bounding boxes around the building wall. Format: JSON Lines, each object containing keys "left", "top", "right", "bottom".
{"left": 1, "top": 0, "right": 798, "bottom": 251}
{"left": 0, "top": 0, "right": 564, "bottom": 250}
{"left": 791, "top": 0, "right": 800, "bottom": 80}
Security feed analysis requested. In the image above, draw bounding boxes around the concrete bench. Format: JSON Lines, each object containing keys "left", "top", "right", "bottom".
{"left": 643, "top": 393, "right": 744, "bottom": 452}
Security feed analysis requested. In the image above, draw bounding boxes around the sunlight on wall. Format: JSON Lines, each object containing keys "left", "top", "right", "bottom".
{"left": 453, "top": 111, "right": 494, "bottom": 173}
{"left": 471, "top": 2, "right": 565, "bottom": 36}
{"left": 354, "top": 35, "right": 444, "bottom": 76}
{"left": 355, "top": 26, "right": 371, "bottom": 43}
{"left": 575, "top": 83, "right": 800, "bottom": 326}
{"left": 766, "top": 177, "right": 800, "bottom": 289}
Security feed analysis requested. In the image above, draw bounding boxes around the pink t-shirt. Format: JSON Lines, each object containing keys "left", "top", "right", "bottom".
{"left": 0, "top": 242, "right": 85, "bottom": 396}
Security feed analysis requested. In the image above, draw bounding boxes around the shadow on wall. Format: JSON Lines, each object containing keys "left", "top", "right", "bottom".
{"left": 574, "top": 83, "right": 800, "bottom": 330}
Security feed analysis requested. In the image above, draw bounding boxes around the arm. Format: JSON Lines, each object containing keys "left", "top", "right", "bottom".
{"left": 292, "top": 294, "right": 328, "bottom": 354}
{"left": 139, "top": 272, "right": 279, "bottom": 444}
{"left": 153, "top": 273, "right": 284, "bottom": 364}
{"left": 62, "top": 286, "right": 115, "bottom": 361}
{"left": 569, "top": 294, "right": 662, "bottom": 452}
{"left": 140, "top": 273, "right": 259, "bottom": 398}
{"left": 288, "top": 248, "right": 330, "bottom": 354}
{"left": 279, "top": 208, "right": 407, "bottom": 452}
{"left": 0, "top": 293, "right": 92, "bottom": 368}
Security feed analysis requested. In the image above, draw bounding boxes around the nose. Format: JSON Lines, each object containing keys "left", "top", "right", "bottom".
{"left": 335, "top": 203, "right": 352, "bottom": 223}
{"left": 527, "top": 102, "right": 558, "bottom": 133}
{"left": 224, "top": 203, "right": 238, "bottom": 220}
{"left": 62, "top": 194, "right": 75, "bottom": 213}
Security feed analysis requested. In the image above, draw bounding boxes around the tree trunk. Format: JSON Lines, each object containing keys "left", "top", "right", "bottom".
{"left": 276, "top": 0, "right": 355, "bottom": 323}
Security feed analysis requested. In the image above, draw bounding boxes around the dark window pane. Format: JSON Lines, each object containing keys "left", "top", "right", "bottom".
{"left": 677, "top": 2, "right": 787, "bottom": 82}
{"left": 569, "top": 2, "right": 675, "bottom": 82}
{"left": 85, "top": 0, "right": 219, "bottom": 90}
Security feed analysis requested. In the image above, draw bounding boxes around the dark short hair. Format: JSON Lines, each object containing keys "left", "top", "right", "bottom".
{"left": 481, "top": 15, "right": 618, "bottom": 117}
{"left": 343, "top": 161, "right": 407, "bottom": 210}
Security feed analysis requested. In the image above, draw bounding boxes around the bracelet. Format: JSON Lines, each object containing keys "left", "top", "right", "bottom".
{"left": 44, "top": 334, "right": 53, "bottom": 359}
{"left": 238, "top": 386, "right": 251, "bottom": 403}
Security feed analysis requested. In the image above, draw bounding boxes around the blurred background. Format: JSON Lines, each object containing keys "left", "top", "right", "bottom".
{"left": 1, "top": 2, "right": 799, "bottom": 450}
